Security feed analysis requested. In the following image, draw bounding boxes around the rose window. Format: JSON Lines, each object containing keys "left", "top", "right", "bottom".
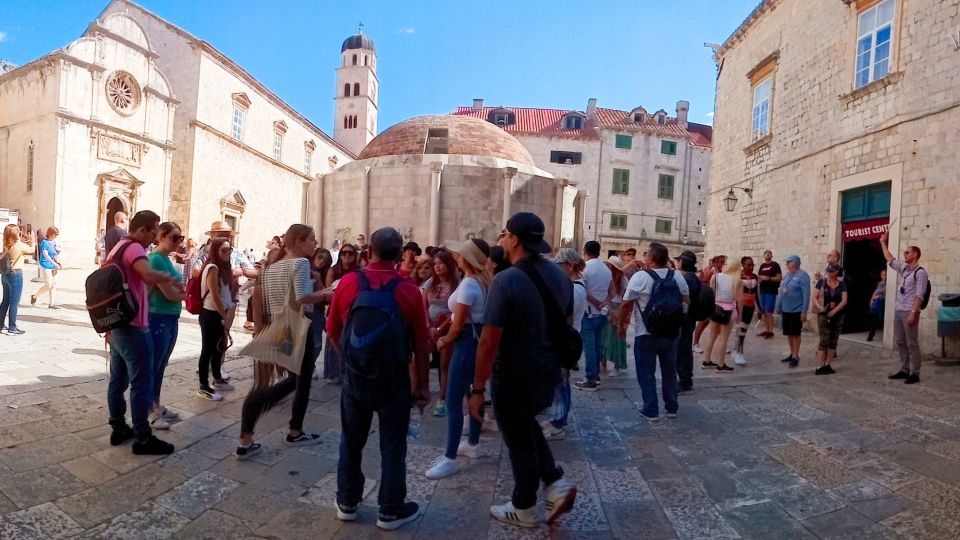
{"left": 105, "top": 71, "right": 141, "bottom": 115}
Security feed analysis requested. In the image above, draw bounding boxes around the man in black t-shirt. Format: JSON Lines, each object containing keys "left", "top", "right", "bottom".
{"left": 103, "top": 212, "right": 128, "bottom": 259}
{"left": 757, "top": 250, "right": 782, "bottom": 339}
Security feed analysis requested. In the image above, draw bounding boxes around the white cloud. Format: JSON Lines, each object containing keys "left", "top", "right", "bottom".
{"left": 398, "top": 27, "right": 415, "bottom": 34}
{"left": 0, "top": 32, "right": 8, "bottom": 43}
{"left": 705, "top": 111, "right": 715, "bottom": 118}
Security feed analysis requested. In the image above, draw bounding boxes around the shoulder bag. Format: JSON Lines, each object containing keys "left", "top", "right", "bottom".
{"left": 240, "top": 261, "right": 311, "bottom": 375}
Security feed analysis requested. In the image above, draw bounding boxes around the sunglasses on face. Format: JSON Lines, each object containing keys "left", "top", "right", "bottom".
{"left": 341, "top": 251, "right": 356, "bottom": 256}
{"left": 170, "top": 234, "right": 184, "bottom": 243}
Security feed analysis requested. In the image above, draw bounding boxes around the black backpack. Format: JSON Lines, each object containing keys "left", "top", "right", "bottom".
{"left": 340, "top": 272, "right": 408, "bottom": 380}
{"left": 85, "top": 241, "right": 138, "bottom": 333}
{"left": 916, "top": 267, "right": 932, "bottom": 310}
{"left": 641, "top": 269, "right": 685, "bottom": 338}
{"left": 693, "top": 278, "right": 715, "bottom": 321}
{"left": 517, "top": 261, "right": 582, "bottom": 370}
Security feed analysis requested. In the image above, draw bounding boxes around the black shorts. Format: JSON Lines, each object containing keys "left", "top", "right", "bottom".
{"left": 782, "top": 312, "right": 803, "bottom": 336}
{"left": 741, "top": 305, "right": 756, "bottom": 325}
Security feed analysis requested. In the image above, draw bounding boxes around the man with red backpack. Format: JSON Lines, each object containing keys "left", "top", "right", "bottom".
{"left": 326, "top": 227, "right": 430, "bottom": 531}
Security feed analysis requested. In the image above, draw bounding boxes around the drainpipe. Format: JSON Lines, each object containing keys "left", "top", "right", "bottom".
{"left": 594, "top": 133, "right": 604, "bottom": 242}
{"left": 502, "top": 167, "right": 517, "bottom": 225}
{"left": 428, "top": 162, "right": 443, "bottom": 245}
{"left": 360, "top": 166, "right": 371, "bottom": 237}
{"left": 553, "top": 179, "right": 567, "bottom": 249}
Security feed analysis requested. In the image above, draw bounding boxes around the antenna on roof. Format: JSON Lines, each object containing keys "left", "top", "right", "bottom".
{"left": 358, "top": 22, "right": 364, "bottom": 34}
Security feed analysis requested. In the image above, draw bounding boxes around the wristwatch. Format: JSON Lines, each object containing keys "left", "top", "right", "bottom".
{"left": 469, "top": 384, "right": 485, "bottom": 395}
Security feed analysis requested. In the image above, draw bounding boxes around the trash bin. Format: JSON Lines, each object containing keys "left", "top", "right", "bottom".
{"left": 937, "top": 294, "right": 960, "bottom": 358}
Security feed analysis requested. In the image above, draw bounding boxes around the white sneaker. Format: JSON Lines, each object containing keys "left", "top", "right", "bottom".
{"left": 543, "top": 425, "right": 566, "bottom": 441}
{"left": 544, "top": 478, "right": 578, "bottom": 524}
{"left": 457, "top": 440, "right": 480, "bottom": 459}
{"left": 159, "top": 407, "right": 180, "bottom": 420}
{"left": 425, "top": 456, "right": 463, "bottom": 479}
{"left": 610, "top": 367, "right": 621, "bottom": 377}
{"left": 734, "top": 353, "right": 747, "bottom": 365}
{"left": 693, "top": 344, "right": 704, "bottom": 354}
{"left": 490, "top": 501, "right": 539, "bottom": 528}
{"left": 197, "top": 388, "right": 223, "bottom": 401}
{"left": 148, "top": 411, "right": 171, "bottom": 430}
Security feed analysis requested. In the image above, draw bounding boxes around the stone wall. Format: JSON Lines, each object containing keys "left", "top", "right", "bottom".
{"left": 709, "top": 0, "right": 960, "bottom": 350}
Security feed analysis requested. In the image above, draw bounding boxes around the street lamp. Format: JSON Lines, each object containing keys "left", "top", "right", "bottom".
{"left": 723, "top": 187, "right": 753, "bottom": 212}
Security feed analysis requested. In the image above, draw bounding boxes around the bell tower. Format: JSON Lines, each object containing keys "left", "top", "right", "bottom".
{"left": 335, "top": 25, "right": 378, "bottom": 156}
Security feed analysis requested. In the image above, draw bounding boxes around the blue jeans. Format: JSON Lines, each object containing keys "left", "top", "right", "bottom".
{"left": 634, "top": 335, "right": 679, "bottom": 418}
{"left": 338, "top": 371, "right": 412, "bottom": 515}
{"left": 149, "top": 313, "right": 180, "bottom": 404}
{"left": 581, "top": 314, "right": 607, "bottom": 382}
{"left": 550, "top": 368, "right": 572, "bottom": 429}
{"left": 445, "top": 325, "right": 482, "bottom": 459}
{"left": 107, "top": 326, "right": 155, "bottom": 442}
{"left": 0, "top": 270, "right": 24, "bottom": 330}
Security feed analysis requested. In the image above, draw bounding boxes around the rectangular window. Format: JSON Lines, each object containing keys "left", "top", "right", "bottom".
{"left": 304, "top": 150, "right": 312, "bottom": 175}
{"left": 856, "top": 0, "right": 895, "bottom": 88}
{"left": 26, "top": 145, "right": 34, "bottom": 192}
{"left": 655, "top": 219, "right": 672, "bottom": 235}
{"left": 658, "top": 174, "right": 675, "bottom": 200}
{"left": 424, "top": 128, "right": 449, "bottom": 154}
{"left": 615, "top": 134, "right": 632, "bottom": 149}
{"left": 549, "top": 151, "right": 582, "bottom": 165}
{"left": 610, "top": 214, "right": 627, "bottom": 230}
{"left": 660, "top": 140, "right": 677, "bottom": 155}
{"left": 752, "top": 77, "right": 772, "bottom": 140}
{"left": 273, "top": 132, "right": 283, "bottom": 160}
{"left": 612, "top": 168, "right": 630, "bottom": 195}
{"left": 231, "top": 106, "right": 244, "bottom": 141}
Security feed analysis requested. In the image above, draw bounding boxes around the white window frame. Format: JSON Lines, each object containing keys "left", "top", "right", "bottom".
{"left": 304, "top": 150, "right": 313, "bottom": 175}
{"left": 231, "top": 106, "right": 245, "bottom": 141}
{"left": 855, "top": 0, "right": 895, "bottom": 89}
{"left": 751, "top": 77, "right": 772, "bottom": 141}
{"left": 273, "top": 132, "right": 283, "bottom": 160}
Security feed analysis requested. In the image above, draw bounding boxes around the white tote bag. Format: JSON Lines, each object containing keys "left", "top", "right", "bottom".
{"left": 240, "top": 262, "right": 310, "bottom": 375}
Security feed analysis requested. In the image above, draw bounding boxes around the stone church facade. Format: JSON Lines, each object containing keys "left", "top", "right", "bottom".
{"left": 708, "top": 0, "right": 960, "bottom": 351}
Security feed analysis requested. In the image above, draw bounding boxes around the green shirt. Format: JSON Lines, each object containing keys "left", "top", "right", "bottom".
{"left": 148, "top": 252, "right": 183, "bottom": 316}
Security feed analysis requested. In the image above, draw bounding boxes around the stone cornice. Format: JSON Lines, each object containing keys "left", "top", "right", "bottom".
{"left": 716, "top": 0, "right": 783, "bottom": 58}
{"left": 56, "top": 110, "right": 175, "bottom": 150}
{"left": 87, "top": 21, "right": 160, "bottom": 60}
{"left": 144, "top": 85, "right": 180, "bottom": 105}
{"left": 190, "top": 119, "right": 314, "bottom": 183}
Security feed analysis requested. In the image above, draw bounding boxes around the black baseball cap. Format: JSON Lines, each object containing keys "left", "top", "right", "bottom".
{"left": 505, "top": 212, "right": 551, "bottom": 254}
{"left": 674, "top": 250, "right": 697, "bottom": 262}
{"left": 402, "top": 241, "right": 422, "bottom": 256}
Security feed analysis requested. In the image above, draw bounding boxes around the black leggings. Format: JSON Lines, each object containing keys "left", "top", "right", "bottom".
{"left": 198, "top": 308, "right": 224, "bottom": 390}
{"left": 240, "top": 328, "right": 316, "bottom": 434}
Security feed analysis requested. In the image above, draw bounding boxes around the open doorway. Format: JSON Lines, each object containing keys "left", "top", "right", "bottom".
{"left": 842, "top": 238, "right": 886, "bottom": 333}
{"left": 105, "top": 197, "right": 125, "bottom": 231}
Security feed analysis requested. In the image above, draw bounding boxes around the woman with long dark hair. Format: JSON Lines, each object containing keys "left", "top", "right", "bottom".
{"left": 310, "top": 248, "right": 334, "bottom": 378}
{"left": 197, "top": 236, "right": 237, "bottom": 400}
{"left": 322, "top": 243, "right": 360, "bottom": 383}
{"left": 236, "top": 224, "right": 331, "bottom": 459}
{"left": 147, "top": 222, "right": 186, "bottom": 429}
{"left": 423, "top": 248, "right": 460, "bottom": 416}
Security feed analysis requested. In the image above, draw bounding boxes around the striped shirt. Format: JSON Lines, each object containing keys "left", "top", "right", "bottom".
{"left": 260, "top": 258, "right": 314, "bottom": 316}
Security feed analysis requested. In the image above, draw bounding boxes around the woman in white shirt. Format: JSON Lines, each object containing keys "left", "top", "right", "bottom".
{"left": 701, "top": 259, "right": 742, "bottom": 372}
{"left": 197, "top": 237, "right": 237, "bottom": 400}
{"left": 425, "top": 238, "right": 491, "bottom": 479}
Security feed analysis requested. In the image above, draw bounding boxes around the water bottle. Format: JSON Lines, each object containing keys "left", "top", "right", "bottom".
{"left": 407, "top": 408, "right": 421, "bottom": 441}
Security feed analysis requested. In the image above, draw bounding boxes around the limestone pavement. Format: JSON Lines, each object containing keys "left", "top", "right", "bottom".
{"left": 2, "top": 266, "right": 960, "bottom": 538}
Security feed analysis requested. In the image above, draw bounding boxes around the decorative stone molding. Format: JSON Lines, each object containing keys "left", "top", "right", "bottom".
{"left": 304, "top": 139, "right": 317, "bottom": 151}
{"left": 231, "top": 92, "right": 251, "bottom": 109}
{"left": 273, "top": 120, "right": 288, "bottom": 134}
{"left": 839, "top": 71, "right": 904, "bottom": 107}
{"left": 105, "top": 70, "right": 142, "bottom": 116}
{"left": 746, "top": 51, "right": 780, "bottom": 85}
{"left": 97, "top": 132, "right": 144, "bottom": 167}
{"left": 743, "top": 133, "right": 772, "bottom": 155}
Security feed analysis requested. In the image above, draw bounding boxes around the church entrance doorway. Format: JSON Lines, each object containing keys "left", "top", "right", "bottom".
{"left": 839, "top": 182, "right": 891, "bottom": 334}
{"left": 105, "top": 197, "right": 126, "bottom": 232}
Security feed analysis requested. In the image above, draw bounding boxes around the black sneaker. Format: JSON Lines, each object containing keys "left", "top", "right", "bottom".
{"left": 788, "top": 358, "right": 799, "bottom": 368}
{"left": 815, "top": 366, "right": 826, "bottom": 375}
{"left": 109, "top": 424, "right": 135, "bottom": 446}
{"left": 571, "top": 363, "right": 580, "bottom": 371}
{"left": 888, "top": 371, "right": 909, "bottom": 380}
{"left": 377, "top": 502, "right": 420, "bottom": 531}
{"left": 574, "top": 379, "right": 598, "bottom": 391}
{"left": 716, "top": 365, "right": 734, "bottom": 372}
{"left": 905, "top": 374, "right": 920, "bottom": 385}
{"left": 781, "top": 355, "right": 794, "bottom": 363}
{"left": 235, "top": 442, "right": 262, "bottom": 461}
{"left": 285, "top": 432, "right": 322, "bottom": 447}
{"left": 335, "top": 500, "right": 359, "bottom": 521}
{"left": 824, "top": 365, "right": 836, "bottom": 375}
{"left": 678, "top": 385, "right": 693, "bottom": 393}
{"left": 132, "top": 435, "right": 174, "bottom": 455}
{"left": 701, "top": 361, "right": 718, "bottom": 368}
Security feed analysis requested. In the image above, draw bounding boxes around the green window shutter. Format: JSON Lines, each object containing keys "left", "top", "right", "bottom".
{"left": 613, "top": 169, "right": 629, "bottom": 195}
{"left": 660, "top": 140, "right": 677, "bottom": 155}
{"left": 658, "top": 174, "right": 675, "bottom": 200}
{"left": 610, "top": 214, "right": 627, "bottom": 230}
{"left": 655, "top": 219, "right": 672, "bottom": 234}
{"left": 615, "top": 134, "right": 632, "bottom": 149}
{"left": 550, "top": 151, "right": 559, "bottom": 163}
{"left": 573, "top": 152, "right": 582, "bottom": 164}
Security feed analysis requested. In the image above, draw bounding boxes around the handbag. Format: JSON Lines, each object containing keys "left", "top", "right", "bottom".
{"left": 240, "top": 262, "right": 311, "bottom": 375}
{"left": 710, "top": 304, "right": 733, "bottom": 325}
{"left": 516, "top": 260, "right": 582, "bottom": 370}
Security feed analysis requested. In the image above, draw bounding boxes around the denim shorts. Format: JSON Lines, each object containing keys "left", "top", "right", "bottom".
{"left": 759, "top": 293, "right": 777, "bottom": 314}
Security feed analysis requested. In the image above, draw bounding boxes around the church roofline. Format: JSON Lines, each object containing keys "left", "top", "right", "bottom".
{"left": 101, "top": 0, "right": 357, "bottom": 159}
{"left": 715, "top": 0, "right": 782, "bottom": 58}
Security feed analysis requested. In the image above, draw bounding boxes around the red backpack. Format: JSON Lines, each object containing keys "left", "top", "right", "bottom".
{"left": 184, "top": 260, "right": 209, "bottom": 315}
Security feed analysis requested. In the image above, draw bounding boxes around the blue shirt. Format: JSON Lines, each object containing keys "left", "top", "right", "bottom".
{"left": 776, "top": 269, "right": 810, "bottom": 314}
{"left": 38, "top": 239, "right": 57, "bottom": 270}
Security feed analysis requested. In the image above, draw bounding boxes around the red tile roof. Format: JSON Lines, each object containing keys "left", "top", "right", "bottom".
{"left": 451, "top": 105, "right": 712, "bottom": 147}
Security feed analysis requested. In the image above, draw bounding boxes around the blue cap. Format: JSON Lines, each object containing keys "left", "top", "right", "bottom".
{"left": 785, "top": 254, "right": 801, "bottom": 265}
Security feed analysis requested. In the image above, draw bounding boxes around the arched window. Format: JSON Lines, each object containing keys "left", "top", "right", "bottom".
{"left": 344, "top": 83, "right": 350, "bottom": 97}
{"left": 364, "top": 55, "right": 368, "bottom": 66}
{"left": 353, "top": 83, "right": 360, "bottom": 96}
{"left": 352, "top": 54, "right": 357, "bottom": 65}
{"left": 344, "top": 116, "right": 349, "bottom": 129}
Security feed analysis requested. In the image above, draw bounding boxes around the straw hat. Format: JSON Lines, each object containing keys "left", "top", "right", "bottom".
{"left": 450, "top": 239, "right": 488, "bottom": 270}
{"left": 605, "top": 255, "right": 627, "bottom": 271}
{"left": 205, "top": 220, "right": 234, "bottom": 235}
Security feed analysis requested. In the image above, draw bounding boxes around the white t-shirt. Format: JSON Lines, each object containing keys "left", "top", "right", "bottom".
{"left": 201, "top": 264, "right": 236, "bottom": 312}
{"left": 623, "top": 268, "right": 690, "bottom": 337}
{"left": 572, "top": 280, "right": 587, "bottom": 332}
{"left": 582, "top": 258, "right": 612, "bottom": 317}
{"left": 448, "top": 276, "right": 486, "bottom": 324}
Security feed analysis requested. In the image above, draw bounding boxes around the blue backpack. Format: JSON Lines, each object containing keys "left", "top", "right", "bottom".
{"left": 340, "top": 272, "right": 408, "bottom": 380}
{"left": 641, "top": 269, "right": 685, "bottom": 339}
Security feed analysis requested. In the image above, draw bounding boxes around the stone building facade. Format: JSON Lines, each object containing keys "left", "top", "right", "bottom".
{"left": 453, "top": 99, "right": 712, "bottom": 256}
{"left": 0, "top": 12, "right": 176, "bottom": 263}
{"left": 334, "top": 33, "right": 378, "bottom": 156}
{"left": 99, "top": 0, "right": 353, "bottom": 249}
{"left": 305, "top": 115, "right": 575, "bottom": 249}
{"left": 708, "top": 0, "right": 960, "bottom": 351}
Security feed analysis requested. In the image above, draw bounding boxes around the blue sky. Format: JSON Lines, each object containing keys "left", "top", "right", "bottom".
{"left": 0, "top": 0, "right": 759, "bottom": 132}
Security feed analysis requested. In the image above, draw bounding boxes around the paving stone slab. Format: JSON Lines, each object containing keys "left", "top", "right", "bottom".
{"left": 826, "top": 478, "right": 894, "bottom": 503}
{"left": 0, "top": 425, "right": 37, "bottom": 448}
{"left": 768, "top": 483, "right": 846, "bottom": 521}
{"left": 0, "top": 502, "right": 83, "bottom": 540}
{"left": 880, "top": 506, "right": 960, "bottom": 539}
{"left": 254, "top": 501, "right": 343, "bottom": 540}
{"left": 593, "top": 467, "right": 655, "bottom": 503}
{"left": 766, "top": 443, "right": 861, "bottom": 489}
{"left": 80, "top": 501, "right": 191, "bottom": 540}
{"left": 298, "top": 472, "right": 376, "bottom": 509}
{"left": 851, "top": 496, "right": 916, "bottom": 522}
{"left": 0, "top": 464, "right": 88, "bottom": 509}
{"left": 648, "top": 476, "right": 713, "bottom": 507}
{"left": 661, "top": 504, "right": 741, "bottom": 540}
{"left": 719, "top": 501, "right": 815, "bottom": 540}
{"left": 417, "top": 487, "right": 491, "bottom": 537}
{"left": 217, "top": 481, "right": 306, "bottom": 525}
{"left": 801, "top": 507, "right": 900, "bottom": 540}
{"left": 159, "top": 448, "right": 220, "bottom": 478}
{"left": 0, "top": 433, "right": 96, "bottom": 472}
{"left": 172, "top": 509, "right": 253, "bottom": 539}
{"left": 155, "top": 471, "right": 242, "bottom": 519}
{"left": 60, "top": 456, "right": 119, "bottom": 486}
{"left": 551, "top": 491, "right": 609, "bottom": 532}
